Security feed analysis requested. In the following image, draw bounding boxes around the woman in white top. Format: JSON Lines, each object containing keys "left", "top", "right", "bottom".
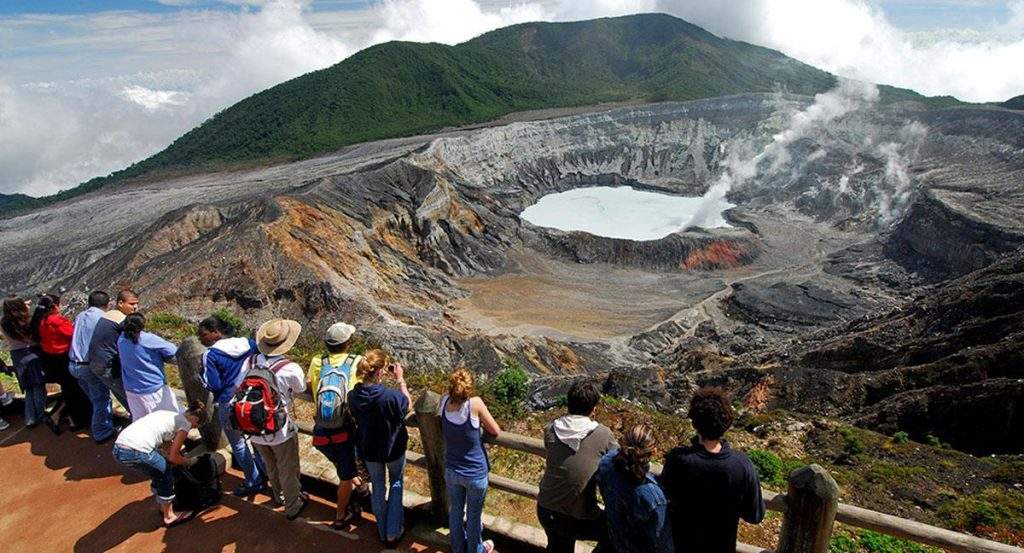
{"left": 112, "top": 400, "right": 209, "bottom": 527}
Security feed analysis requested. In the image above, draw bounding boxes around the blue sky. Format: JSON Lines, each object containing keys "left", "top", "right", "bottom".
{"left": 1, "top": 0, "right": 1022, "bottom": 196}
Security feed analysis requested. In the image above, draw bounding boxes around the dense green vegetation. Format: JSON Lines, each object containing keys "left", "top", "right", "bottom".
{"left": 1003, "top": 95, "right": 1024, "bottom": 110}
{"left": 7, "top": 13, "right": 959, "bottom": 217}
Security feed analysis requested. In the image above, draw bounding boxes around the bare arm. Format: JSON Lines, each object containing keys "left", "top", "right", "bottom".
{"left": 473, "top": 397, "right": 501, "bottom": 437}
{"left": 166, "top": 429, "right": 191, "bottom": 466}
{"left": 391, "top": 363, "right": 413, "bottom": 413}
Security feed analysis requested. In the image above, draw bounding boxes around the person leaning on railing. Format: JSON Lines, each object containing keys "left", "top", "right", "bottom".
{"left": 537, "top": 380, "right": 618, "bottom": 553}
{"left": 597, "top": 424, "right": 674, "bottom": 553}
{"left": 441, "top": 368, "right": 502, "bottom": 553}
{"left": 659, "top": 387, "right": 765, "bottom": 553}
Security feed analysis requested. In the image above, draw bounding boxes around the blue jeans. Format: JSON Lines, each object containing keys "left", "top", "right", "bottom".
{"left": 113, "top": 445, "right": 175, "bottom": 504}
{"left": 445, "top": 468, "right": 489, "bottom": 553}
{"left": 23, "top": 385, "right": 46, "bottom": 426}
{"left": 217, "top": 399, "right": 265, "bottom": 489}
{"left": 365, "top": 455, "right": 406, "bottom": 541}
{"left": 69, "top": 361, "right": 114, "bottom": 441}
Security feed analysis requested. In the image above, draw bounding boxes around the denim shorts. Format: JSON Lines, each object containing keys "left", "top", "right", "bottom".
{"left": 113, "top": 444, "right": 175, "bottom": 504}
{"left": 315, "top": 437, "right": 358, "bottom": 480}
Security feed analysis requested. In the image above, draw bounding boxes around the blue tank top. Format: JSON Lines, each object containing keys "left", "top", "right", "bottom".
{"left": 441, "top": 396, "right": 489, "bottom": 479}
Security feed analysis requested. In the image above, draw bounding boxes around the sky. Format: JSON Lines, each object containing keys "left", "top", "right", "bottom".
{"left": 1, "top": 0, "right": 1022, "bottom": 197}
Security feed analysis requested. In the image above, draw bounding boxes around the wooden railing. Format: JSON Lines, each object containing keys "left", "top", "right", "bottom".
{"left": 173, "top": 340, "right": 1022, "bottom": 553}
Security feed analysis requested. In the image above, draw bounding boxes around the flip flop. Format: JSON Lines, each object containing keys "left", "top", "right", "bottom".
{"left": 165, "top": 511, "right": 195, "bottom": 528}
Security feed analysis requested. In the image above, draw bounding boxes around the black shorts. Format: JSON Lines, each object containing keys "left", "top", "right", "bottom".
{"left": 314, "top": 438, "right": 358, "bottom": 481}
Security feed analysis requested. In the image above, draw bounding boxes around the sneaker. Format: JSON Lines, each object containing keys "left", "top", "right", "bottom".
{"left": 286, "top": 493, "right": 309, "bottom": 521}
{"left": 0, "top": 418, "right": 9, "bottom": 431}
{"left": 0, "top": 392, "right": 13, "bottom": 407}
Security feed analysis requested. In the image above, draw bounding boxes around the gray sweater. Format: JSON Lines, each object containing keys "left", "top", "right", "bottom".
{"left": 537, "top": 420, "right": 617, "bottom": 520}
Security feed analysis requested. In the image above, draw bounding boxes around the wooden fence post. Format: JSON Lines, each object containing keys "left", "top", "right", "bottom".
{"left": 777, "top": 464, "right": 840, "bottom": 553}
{"left": 414, "top": 390, "right": 449, "bottom": 523}
{"left": 176, "top": 337, "right": 225, "bottom": 454}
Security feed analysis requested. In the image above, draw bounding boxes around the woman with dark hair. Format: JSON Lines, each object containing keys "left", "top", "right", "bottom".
{"left": 117, "top": 312, "right": 179, "bottom": 420}
{"left": 31, "top": 293, "right": 91, "bottom": 431}
{"left": 113, "top": 400, "right": 210, "bottom": 527}
{"left": 597, "top": 424, "right": 673, "bottom": 553}
{"left": 1, "top": 296, "right": 49, "bottom": 429}
{"left": 440, "top": 368, "right": 501, "bottom": 553}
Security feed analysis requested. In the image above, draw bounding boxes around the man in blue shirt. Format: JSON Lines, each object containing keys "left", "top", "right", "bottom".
{"left": 69, "top": 290, "right": 118, "bottom": 443}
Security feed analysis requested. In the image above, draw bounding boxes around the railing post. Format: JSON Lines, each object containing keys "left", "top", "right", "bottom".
{"left": 414, "top": 390, "right": 449, "bottom": 523}
{"left": 176, "top": 337, "right": 225, "bottom": 453}
{"left": 777, "top": 464, "right": 840, "bottom": 553}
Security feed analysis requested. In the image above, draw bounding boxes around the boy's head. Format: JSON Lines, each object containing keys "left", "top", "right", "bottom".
{"left": 687, "top": 387, "right": 734, "bottom": 441}
{"left": 197, "top": 316, "right": 232, "bottom": 347}
{"left": 566, "top": 380, "right": 601, "bottom": 417}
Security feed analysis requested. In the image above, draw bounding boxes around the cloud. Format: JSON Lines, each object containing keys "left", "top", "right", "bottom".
{"left": 120, "top": 85, "right": 190, "bottom": 111}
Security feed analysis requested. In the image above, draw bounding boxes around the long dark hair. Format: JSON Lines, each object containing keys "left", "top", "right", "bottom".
{"left": 614, "top": 424, "right": 656, "bottom": 486}
{"left": 1, "top": 296, "right": 32, "bottom": 342}
{"left": 123, "top": 312, "right": 146, "bottom": 344}
{"left": 29, "top": 294, "right": 59, "bottom": 343}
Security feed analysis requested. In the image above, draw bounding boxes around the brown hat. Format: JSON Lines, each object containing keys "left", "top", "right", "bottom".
{"left": 256, "top": 319, "right": 302, "bottom": 356}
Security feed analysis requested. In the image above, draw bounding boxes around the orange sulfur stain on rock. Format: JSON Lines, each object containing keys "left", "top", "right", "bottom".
{"left": 681, "top": 241, "right": 748, "bottom": 271}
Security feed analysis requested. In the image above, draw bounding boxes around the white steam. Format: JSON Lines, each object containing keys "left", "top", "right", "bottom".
{"left": 684, "top": 80, "right": 880, "bottom": 229}
{"left": 684, "top": 80, "right": 927, "bottom": 230}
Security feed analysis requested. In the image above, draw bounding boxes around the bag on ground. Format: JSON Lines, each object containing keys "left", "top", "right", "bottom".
{"left": 172, "top": 453, "right": 222, "bottom": 512}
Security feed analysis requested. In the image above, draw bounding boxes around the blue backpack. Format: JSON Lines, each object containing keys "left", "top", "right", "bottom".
{"left": 315, "top": 354, "right": 359, "bottom": 430}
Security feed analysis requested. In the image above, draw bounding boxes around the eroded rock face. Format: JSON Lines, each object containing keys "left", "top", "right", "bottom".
{"left": 2, "top": 95, "right": 1023, "bottom": 453}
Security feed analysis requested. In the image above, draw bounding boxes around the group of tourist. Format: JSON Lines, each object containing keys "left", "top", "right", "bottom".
{"left": 1, "top": 288, "right": 766, "bottom": 553}
{"left": 537, "top": 383, "right": 765, "bottom": 553}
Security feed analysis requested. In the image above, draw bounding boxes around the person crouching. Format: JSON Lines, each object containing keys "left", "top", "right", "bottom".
{"left": 112, "top": 401, "right": 209, "bottom": 527}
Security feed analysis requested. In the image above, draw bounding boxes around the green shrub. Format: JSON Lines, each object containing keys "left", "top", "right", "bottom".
{"left": 841, "top": 427, "right": 865, "bottom": 457}
{"left": 147, "top": 312, "right": 194, "bottom": 343}
{"left": 749, "top": 449, "right": 784, "bottom": 486}
{"left": 938, "top": 488, "right": 1024, "bottom": 532}
{"left": 926, "top": 434, "right": 942, "bottom": 448}
{"left": 486, "top": 358, "right": 530, "bottom": 417}
{"left": 828, "top": 534, "right": 859, "bottom": 553}
{"left": 892, "top": 431, "right": 910, "bottom": 444}
{"left": 858, "top": 530, "right": 940, "bottom": 552}
{"left": 212, "top": 308, "right": 246, "bottom": 337}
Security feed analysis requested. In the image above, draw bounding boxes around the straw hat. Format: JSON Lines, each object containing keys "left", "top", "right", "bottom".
{"left": 256, "top": 319, "right": 302, "bottom": 356}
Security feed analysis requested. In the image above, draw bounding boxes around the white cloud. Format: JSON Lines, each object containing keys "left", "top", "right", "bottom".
{"left": 2, "top": 0, "right": 1023, "bottom": 197}
{"left": 121, "top": 85, "right": 190, "bottom": 111}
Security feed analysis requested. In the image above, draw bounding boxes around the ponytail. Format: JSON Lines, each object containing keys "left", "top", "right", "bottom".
{"left": 29, "top": 294, "right": 57, "bottom": 343}
{"left": 613, "top": 424, "right": 655, "bottom": 486}
{"left": 123, "top": 312, "right": 146, "bottom": 344}
{"left": 186, "top": 400, "right": 210, "bottom": 426}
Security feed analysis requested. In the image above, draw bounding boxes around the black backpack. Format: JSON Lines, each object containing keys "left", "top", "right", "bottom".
{"left": 172, "top": 454, "right": 222, "bottom": 512}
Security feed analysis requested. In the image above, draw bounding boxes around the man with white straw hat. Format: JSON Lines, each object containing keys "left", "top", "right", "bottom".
{"left": 241, "top": 319, "right": 308, "bottom": 520}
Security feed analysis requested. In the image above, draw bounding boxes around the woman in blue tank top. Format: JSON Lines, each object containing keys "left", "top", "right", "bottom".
{"left": 440, "top": 368, "right": 502, "bottom": 553}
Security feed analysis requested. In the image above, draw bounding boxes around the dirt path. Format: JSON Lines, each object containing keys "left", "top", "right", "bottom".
{"left": 0, "top": 413, "right": 445, "bottom": 553}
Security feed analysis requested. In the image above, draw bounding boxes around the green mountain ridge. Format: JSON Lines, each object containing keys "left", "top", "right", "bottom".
{"left": 5, "top": 13, "right": 959, "bottom": 215}
{"left": 1003, "top": 95, "right": 1024, "bottom": 110}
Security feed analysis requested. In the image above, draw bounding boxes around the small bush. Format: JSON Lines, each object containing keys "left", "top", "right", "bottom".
{"left": 211, "top": 308, "right": 246, "bottom": 337}
{"left": 749, "top": 449, "right": 784, "bottom": 486}
{"left": 892, "top": 431, "right": 910, "bottom": 444}
{"left": 486, "top": 358, "right": 530, "bottom": 417}
{"left": 147, "top": 312, "right": 194, "bottom": 343}
{"left": 858, "top": 530, "right": 940, "bottom": 552}
{"left": 828, "top": 534, "right": 859, "bottom": 553}
{"left": 841, "top": 427, "right": 865, "bottom": 456}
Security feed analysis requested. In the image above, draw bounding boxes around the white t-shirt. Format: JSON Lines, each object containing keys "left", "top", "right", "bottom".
{"left": 439, "top": 394, "right": 480, "bottom": 429}
{"left": 247, "top": 354, "right": 306, "bottom": 447}
{"left": 115, "top": 410, "right": 190, "bottom": 453}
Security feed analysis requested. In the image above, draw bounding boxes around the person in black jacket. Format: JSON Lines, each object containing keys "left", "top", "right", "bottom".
{"left": 659, "top": 387, "right": 765, "bottom": 553}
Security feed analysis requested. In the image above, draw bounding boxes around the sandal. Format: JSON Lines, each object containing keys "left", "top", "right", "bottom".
{"left": 165, "top": 511, "right": 195, "bottom": 528}
{"left": 330, "top": 509, "right": 359, "bottom": 530}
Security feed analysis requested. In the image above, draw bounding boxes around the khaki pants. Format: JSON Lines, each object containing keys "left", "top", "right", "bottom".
{"left": 253, "top": 435, "right": 303, "bottom": 517}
